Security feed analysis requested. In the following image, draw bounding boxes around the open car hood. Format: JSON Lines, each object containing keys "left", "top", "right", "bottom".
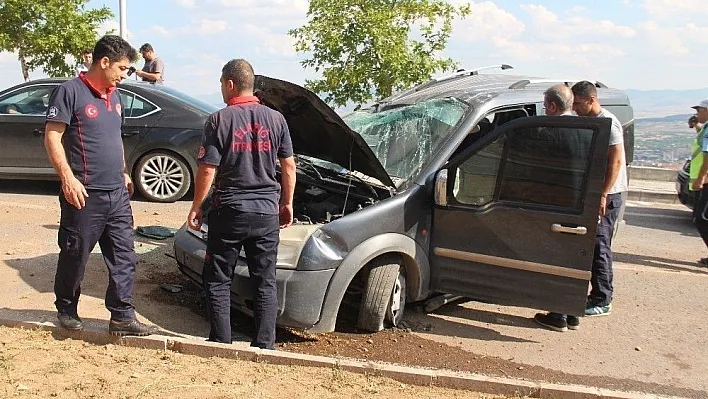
{"left": 254, "top": 76, "right": 395, "bottom": 188}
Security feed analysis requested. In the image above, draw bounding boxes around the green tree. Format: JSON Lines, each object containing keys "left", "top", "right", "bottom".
{"left": 0, "top": 0, "right": 113, "bottom": 81}
{"left": 289, "top": 0, "right": 471, "bottom": 108}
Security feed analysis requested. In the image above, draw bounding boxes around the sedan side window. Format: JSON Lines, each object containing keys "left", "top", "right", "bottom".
{"left": 0, "top": 85, "right": 56, "bottom": 115}
{"left": 118, "top": 89, "right": 158, "bottom": 118}
{"left": 451, "top": 125, "right": 594, "bottom": 211}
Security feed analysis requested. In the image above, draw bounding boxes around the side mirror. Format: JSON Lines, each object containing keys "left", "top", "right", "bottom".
{"left": 434, "top": 169, "right": 448, "bottom": 206}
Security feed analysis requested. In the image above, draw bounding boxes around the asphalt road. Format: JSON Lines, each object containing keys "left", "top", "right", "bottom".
{"left": 0, "top": 181, "right": 705, "bottom": 397}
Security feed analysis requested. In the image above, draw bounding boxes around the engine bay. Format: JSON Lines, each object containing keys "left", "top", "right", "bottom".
{"left": 290, "top": 157, "right": 393, "bottom": 224}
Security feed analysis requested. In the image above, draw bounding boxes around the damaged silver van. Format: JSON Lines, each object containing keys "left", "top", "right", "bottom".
{"left": 173, "top": 70, "right": 634, "bottom": 333}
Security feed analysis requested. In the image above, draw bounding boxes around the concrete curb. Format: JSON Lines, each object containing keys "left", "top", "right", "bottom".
{"left": 0, "top": 316, "right": 685, "bottom": 399}
{"left": 627, "top": 189, "right": 679, "bottom": 204}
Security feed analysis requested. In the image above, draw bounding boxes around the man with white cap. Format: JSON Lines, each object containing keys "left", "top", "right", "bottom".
{"left": 689, "top": 99, "right": 708, "bottom": 266}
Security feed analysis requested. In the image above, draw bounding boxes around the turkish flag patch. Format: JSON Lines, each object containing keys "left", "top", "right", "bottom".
{"left": 197, "top": 146, "right": 206, "bottom": 159}
{"left": 116, "top": 103, "right": 122, "bottom": 115}
{"left": 85, "top": 104, "right": 99, "bottom": 119}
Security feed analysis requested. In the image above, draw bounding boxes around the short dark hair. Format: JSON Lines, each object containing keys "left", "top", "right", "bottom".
{"left": 82, "top": 49, "right": 92, "bottom": 55}
{"left": 92, "top": 35, "right": 137, "bottom": 65}
{"left": 571, "top": 80, "right": 598, "bottom": 98}
{"left": 139, "top": 43, "right": 153, "bottom": 53}
{"left": 222, "top": 59, "right": 255, "bottom": 92}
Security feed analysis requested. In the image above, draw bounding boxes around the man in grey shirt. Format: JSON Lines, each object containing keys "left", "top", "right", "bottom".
{"left": 135, "top": 43, "right": 164, "bottom": 84}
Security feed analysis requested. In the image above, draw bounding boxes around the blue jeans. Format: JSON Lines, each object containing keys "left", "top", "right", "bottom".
{"left": 587, "top": 192, "right": 622, "bottom": 308}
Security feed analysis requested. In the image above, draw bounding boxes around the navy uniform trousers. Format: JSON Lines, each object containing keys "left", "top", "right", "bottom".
{"left": 54, "top": 186, "right": 137, "bottom": 321}
{"left": 202, "top": 207, "right": 279, "bottom": 349}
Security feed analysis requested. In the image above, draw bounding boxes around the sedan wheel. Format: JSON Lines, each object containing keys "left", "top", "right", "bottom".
{"left": 135, "top": 151, "right": 191, "bottom": 202}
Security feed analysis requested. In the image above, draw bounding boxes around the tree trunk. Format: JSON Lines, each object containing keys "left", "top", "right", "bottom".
{"left": 18, "top": 49, "right": 30, "bottom": 82}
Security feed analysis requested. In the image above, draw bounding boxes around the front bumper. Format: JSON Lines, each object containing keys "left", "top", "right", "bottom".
{"left": 173, "top": 225, "right": 336, "bottom": 330}
{"left": 676, "top": 165, "right": 695, "bottom": 209}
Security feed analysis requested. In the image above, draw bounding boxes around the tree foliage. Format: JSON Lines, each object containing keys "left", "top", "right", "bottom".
{"left": 0, "top": 0, "right": 113, "bottom": 81}
{"left": 289, "top": 0, "right": 471, "bottom": 107}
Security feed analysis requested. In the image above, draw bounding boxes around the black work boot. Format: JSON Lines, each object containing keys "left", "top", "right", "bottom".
{"left": 57, "top": 313, "right": 83, "bottom": 331}
{"left": 108, "top": 319, "right": 158, "bottom": 337}
{"left": 533, "top": 312, "right": 568, "bottom": 332}
{"left": 567, "top": 315, "right": 580, "bottom": 330}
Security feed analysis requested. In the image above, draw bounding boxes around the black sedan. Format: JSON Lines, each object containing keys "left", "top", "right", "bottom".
{"left": 0, "top": 79, "right": 219, "bottom": 202}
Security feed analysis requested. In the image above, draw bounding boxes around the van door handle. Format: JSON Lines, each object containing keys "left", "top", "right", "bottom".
{"left": 33, "top": 129, "right": 44, "bottom": 136}
{"left": 551, "top": 224, "right": 587, "bottom": 235}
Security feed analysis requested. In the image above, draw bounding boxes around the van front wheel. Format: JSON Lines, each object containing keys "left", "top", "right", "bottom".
{"left": 356, "top": 257, "right": 406, "bottom": 332}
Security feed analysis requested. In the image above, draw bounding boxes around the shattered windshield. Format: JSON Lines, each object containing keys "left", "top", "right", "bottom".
{"left": 343, "top": 98, "right": 468, "bottom": 182}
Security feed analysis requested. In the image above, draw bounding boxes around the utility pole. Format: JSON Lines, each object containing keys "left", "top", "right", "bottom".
{"left": 119, "top": 0, "right": 127, "bottom": 40}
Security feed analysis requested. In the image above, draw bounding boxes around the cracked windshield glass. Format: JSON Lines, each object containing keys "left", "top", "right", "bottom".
{"left": 343, "top": 98, "right": 469, "bottom": 183}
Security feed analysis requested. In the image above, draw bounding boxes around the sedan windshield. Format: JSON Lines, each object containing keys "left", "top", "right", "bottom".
{"left": 343, "top": 98, "right": 468, "bottom": 181}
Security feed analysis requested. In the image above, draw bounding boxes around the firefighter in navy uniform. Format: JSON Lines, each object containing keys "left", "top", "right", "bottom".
{"left": 187, "top": 59, "right": 296, "bottom": 349}
{"left": 44, "top": 35, "right": 157, "bottom": 336}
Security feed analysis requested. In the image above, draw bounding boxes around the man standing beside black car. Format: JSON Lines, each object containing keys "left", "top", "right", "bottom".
{"left": 134, "top": 43, "right": 164, "bottom": 84}
{"left": 44, "top": 35, "right": 157, "bottom": 336}
{"left": 187, "top": 59, "right": 296, "bottom": 349}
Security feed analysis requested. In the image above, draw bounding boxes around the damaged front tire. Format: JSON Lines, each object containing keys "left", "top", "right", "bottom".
{"left": 356, "top": 256, "right": 406, "bottom": 332}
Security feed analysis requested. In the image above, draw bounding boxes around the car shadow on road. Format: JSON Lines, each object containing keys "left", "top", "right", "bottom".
{"left": 0, "top": 180, "right": 60, "bottom": 196}
{"left": 0, "top": 180, "right": 193, "bottom": 204}
{"left": 403, "top": 308, "right": 539, "bottom": 343}
{"left": 614, "top": 252, "right": 708, "bottom": 275}
{"left": 3, "top": 234, "right": 215, "bottom": 339}
{"left": 432, "top": 303, "right": 540, "bottom": 329}
{"left": 623, "top": 206, "right": 697, "bottom": 237}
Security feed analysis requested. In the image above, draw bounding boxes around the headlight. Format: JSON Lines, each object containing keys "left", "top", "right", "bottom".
{"left": 297, "top": 229, "right": 349, "bottom": 271}
{"left": 310, "top": 229, "right": 346, "bottom": 261}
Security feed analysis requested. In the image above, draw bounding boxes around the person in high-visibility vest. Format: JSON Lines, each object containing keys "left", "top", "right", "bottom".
{"left": 689, "top": 99, "right": 708, "bottom": 267}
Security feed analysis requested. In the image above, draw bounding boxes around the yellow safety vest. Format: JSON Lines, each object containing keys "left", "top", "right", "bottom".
{"left": 690, "top": 125, "right": 708, "bottom": 191}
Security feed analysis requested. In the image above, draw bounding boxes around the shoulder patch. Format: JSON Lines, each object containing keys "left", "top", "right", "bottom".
{"left": 115, "top": 103, "right": 122, "bottom": 115}
{"left": 47, "top": 106, "right": 58, "bottom": 119}
{"left": 197, "top": 146, "right": 206, "bottom": 159}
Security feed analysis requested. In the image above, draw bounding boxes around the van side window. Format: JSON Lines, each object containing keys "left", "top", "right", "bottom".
{"left": 452, "top": 125, "right": 594, "bottom": 211}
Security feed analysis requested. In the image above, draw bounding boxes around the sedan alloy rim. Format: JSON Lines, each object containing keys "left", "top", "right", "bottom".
{"left": 140, "top": 155, "right": 185, "bottom": 200}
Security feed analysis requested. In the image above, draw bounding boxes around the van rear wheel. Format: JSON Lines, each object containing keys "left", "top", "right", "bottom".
{"left": 356, "top": 257, "right": 406, "bottom": 332}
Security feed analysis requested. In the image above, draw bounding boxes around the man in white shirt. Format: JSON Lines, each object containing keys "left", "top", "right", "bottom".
{"left": 571, "top": 80, "right": 628, "bottom": 317}
{"left": 74, "top": 49, "right": 92, "bottom": 76}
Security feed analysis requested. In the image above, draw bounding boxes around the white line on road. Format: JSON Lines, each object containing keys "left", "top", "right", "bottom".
{"left": 623, "top": 211, "right": 689, "bottom": 221}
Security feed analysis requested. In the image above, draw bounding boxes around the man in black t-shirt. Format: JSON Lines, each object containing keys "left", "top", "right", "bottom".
{"left": 44, "top": 35, "right": 157, "bottom": 336}
{"left": 187, "top": 59, "right": 296, "bottom": 348}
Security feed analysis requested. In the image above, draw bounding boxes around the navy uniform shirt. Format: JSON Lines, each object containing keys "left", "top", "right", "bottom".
{"left": 198, "top": 96, "right": 293, "bottom": 214}
{"left": 45, "top": 73, "right": 125, "bottom": 190}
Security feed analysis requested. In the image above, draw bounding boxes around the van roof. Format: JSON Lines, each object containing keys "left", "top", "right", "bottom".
{"left": 376, "top": 72, "right": 630, "bottom": 110}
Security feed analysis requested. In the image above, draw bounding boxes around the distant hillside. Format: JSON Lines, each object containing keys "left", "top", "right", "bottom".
{"left": 625, "top": 88, "right": 708, "bottom": 118}
{"left": 636, "top": 114, "right": 693, "bottom": 123}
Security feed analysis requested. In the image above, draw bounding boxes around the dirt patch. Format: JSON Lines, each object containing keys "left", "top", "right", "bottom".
{"left": 274, "top": 311, "right": 704, "bottom": 399}
{"left": 0, "top": 326, "right": 505, "bottom": 399}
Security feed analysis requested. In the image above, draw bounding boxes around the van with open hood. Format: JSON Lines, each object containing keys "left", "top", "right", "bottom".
{"left": 173, "top": 71, "right": 633, "bottom": 333}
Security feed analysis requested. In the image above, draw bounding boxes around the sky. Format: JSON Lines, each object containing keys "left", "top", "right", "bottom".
{"left": 0, "top": 0, "right": 707, "bottom": 104}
